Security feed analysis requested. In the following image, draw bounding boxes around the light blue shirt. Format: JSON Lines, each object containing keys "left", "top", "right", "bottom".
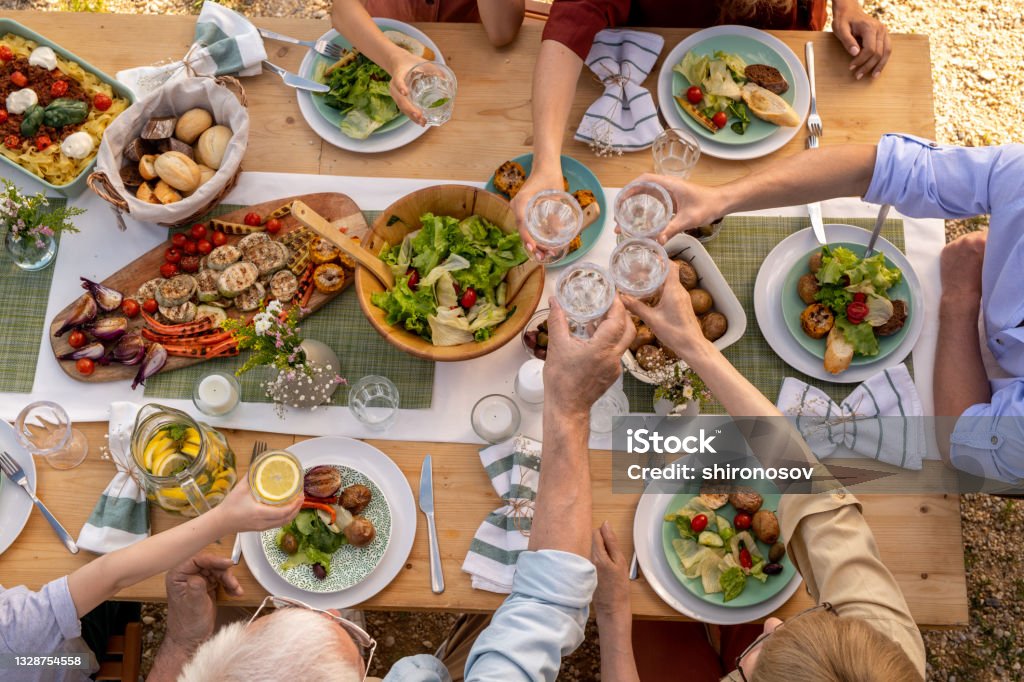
{"left": 383, "top": 550, "right": 596, "bottom": 681}
{"left": 864, "top": 133, "right": 1024, "bottom": 481}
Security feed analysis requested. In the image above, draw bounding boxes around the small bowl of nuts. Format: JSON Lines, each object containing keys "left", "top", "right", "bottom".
{"left": 521, "top": 308, "right": 550, "bottom": 360}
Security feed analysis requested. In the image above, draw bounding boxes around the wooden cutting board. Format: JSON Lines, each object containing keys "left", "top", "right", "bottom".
{"left": 48, "top": 193, "right": 368, "bottom": 384}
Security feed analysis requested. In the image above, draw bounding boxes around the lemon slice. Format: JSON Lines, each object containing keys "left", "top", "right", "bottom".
{"left": 142, "top": 434, "right": 171, "bottom": 470}
{"left": 154, "top": 453, "right": 191, "bottom": 478}
{"left": 253, "top": 454, "right": 301, "bottom": 503}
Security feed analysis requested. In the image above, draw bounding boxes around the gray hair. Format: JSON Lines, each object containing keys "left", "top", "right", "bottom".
{"left": 178, "top": 607, "right": 362, "bottom": 682}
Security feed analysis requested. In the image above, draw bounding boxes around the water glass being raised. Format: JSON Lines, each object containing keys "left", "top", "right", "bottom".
{"left": 555, "top": 262, "right": 616, "bottom": 338}
{"left": 609, "top": 238, "right": 669, "bottom": 301}
{"left": 405, "top": 61, "right": 457, "bottom": 126}
{"left": 652, "top": 128, "right": 701, "bottom": 178}
{"left": 526, "top": 190, "right": 583, "bottom": 265}
{"left": 614, "top": 180, "right": 673, "bottom": 239}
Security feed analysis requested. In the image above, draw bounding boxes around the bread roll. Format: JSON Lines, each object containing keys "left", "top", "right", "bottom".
{"left": 154, "top": 151, "right": 201, "bottom": 192}
{"left": 195, "top": 125, "right": 232, "bottom": 170}
{"left": 824, "top": 327, "right": 853, "bottom": 374}
{"left": 175, "top": 108, "right": 214, "bottom": 144}
{"left": 741, "top": 83, "right": 800, "bottom": 127}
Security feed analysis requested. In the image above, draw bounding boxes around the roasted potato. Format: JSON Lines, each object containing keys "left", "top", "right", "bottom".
{"left": 752, "top": 509, "right": 780, "bottom": 545}
{"left": 729, "top": 489, "right": 764, "bottom": 514}
{"left": 808, "top": 251, "right": 823, "bottom": 274}
{"left": 800, "top": 303, "right": 834, "bottom": 340}
{"left": 629, "top": 324, "right": 656, "bottom": 352}
{"left": 797, "top": 273, "right": 820, "bottom": 305}
{"left": 701, "top": 312, "right": 728, "bottom": 342}
{"left": 689, "top": 288, "right": 713, "bottom": 315}
{"left": 341, "top": 484, "right": 372, "bottom": 514}
{"left": 344, "top": 516, "right": 377, "bottom": 547}
{"left": 676, "top": 260, "right": 699, "bottom": 290}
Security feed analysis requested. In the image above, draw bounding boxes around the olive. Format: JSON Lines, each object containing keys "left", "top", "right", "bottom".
{"left": 769, "top": 542, "right": 786, "bottom": 563}
{"left": 279, "top": 531, "right": 299, "bottom": 555}
{"left": 763, "top": 563, "right": 783, "bottom": 575}
{"left": 524, "top": 331, "right": 538, "bottom": 349}
{"left": 537, "top": 331, "right": 549, "bottom": 348}
{"left": 535, "top": 347, "right": 547, "bottom": 360}
{"left": 312, "top": 563, "right": 327, "bottom": 580}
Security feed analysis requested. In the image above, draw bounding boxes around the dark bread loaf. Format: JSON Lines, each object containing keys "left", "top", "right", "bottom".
{"left": 744, "top": 64, "right": 789, "bottom": 95}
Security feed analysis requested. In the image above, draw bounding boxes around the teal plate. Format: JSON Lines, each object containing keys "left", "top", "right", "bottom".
{"left": 484, "top": 153, "right": 606, "bottom": 268}
{"left": 781, "top": 242, "right": 914, "bottom": 365}
{"left": 671, "top": 34, "right": 796, "bottom": 146}
{"left": 661, "top": 488, "right": 795, "bottom": 608}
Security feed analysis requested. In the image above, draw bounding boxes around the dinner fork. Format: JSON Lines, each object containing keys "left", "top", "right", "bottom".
{"left": 231, "top": 440, "right": 268, "bottom": 565}
{"left": 257, "top": 28, "right": 345, "bottom": 61}
{"left": 804, "top": 42, "right": 823, "bottom": 138}
{"left": 0, "top": 451, "right": 78, "bottom": 554}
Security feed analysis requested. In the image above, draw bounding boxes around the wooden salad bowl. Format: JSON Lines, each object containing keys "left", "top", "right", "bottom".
{"left": 354, "top": 185, "right": 545, "bottom": 362}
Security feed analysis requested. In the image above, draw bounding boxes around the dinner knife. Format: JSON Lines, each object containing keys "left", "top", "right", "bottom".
{"left": 261, "top": 60, "right": 329, "bottom": 93}
{"left": 863, "top": 204, "right": 892, "bottom": 259}
{"left": 419, "top": 455, "right": 445, "bottom": 594}
{"left": 806, "top": 135, "right": 826, "bottom": 244}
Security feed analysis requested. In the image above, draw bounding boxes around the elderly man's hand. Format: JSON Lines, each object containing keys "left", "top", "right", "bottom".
{"left": 832, "top": 0, "right": 892, "bottom": 80}
{"left": 543, "top": 297, "right": 635, "bottom": 415}
{"left": 626, "top": 173, "right": 725, "bottom": 245}
{"left": 940, "top": 230, "right": 986, "bottom": 305}
{"left": 165, "top": 553, "right": 242, "bottom": 651}
{"left": 215, "top": 476, "right": 302, "bottom": 534}
{"left": 591, "top": 522, "right": 631, "bottom": 619}
{"left": 622, "top": 261, "right": 709, "bottom": 364}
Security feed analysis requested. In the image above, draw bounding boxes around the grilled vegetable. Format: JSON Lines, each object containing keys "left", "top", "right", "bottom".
{"left": 210, "top": 218, "right": 266, "bottom": 235}
{"left": 132, "top": 343, "right": 168, "bottom": 390}
{"left": 58, "top": 342, "right": 105, "bottom": 361}
{"left": 54, "top": 293, "right": 98, "bottom": 337}
{"left": 85, "top": 316, "right": 128, "bottom": 341}
{"left": 104, "top": 333, "right": 146, "bottom": 365}
{"left": 234, "top": 282, "right": 266, "bottom": 312}
{"left": 217, "top": 262, "right": 259, "bottom": 298}
{"left": 80, "top": 278, "right": 124, "bottom": 312}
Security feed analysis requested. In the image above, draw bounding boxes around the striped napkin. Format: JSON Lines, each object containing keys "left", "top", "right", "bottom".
{"left": 574, "top": 29, "right": 665, "bottom": 153}
{"left": 776, "top": 363, "right": 926, "bottom": 470}
{"left": 461, "top": 436, "right": 541, "bottom": 593}
{"left": 77, "top": 402, "right": 150, "bottom": 555}
{"left": 116, "top": 1, "right": 267, "bottom": 97}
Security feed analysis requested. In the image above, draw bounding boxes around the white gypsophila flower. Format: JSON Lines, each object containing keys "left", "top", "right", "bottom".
{"left": 683, "top": 386, "right": 694, "bottom": 400}
{"left": 265, "top": 300, "right": 284, "bottom": 316}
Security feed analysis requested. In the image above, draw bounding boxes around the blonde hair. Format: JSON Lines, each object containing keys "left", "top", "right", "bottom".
{"left": 718, "top": 0, "right": 796, "bottom": 23}
{"left": 751, "top": 611, "right": 923, "bottom": 682}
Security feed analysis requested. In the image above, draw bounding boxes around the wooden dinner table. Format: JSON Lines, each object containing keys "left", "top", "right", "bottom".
{"left": 0, "top": 10, "right": 967, "bottom": 626}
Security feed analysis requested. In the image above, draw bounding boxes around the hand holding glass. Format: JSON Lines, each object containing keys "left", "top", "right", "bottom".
{"left": 555, "top": 262, "right": 616, "bottom": 338}
{"left": 614, "top": 180, "right": 673, "bottom": 239}
{"left": 609, "top": 238, "right": 670, "bottom": 301}
{"left": 405, "top": 61, "right": 457, "bottom": 126}
{"left": 525, "top": 190, "right": 583, "bottom": 264}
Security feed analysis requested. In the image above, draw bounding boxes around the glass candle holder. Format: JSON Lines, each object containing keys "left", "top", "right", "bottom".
{"left": 192, "top": 371, "right": 241, "bottom": 417}
{"left": 471, "top": 394, "right": 521, "bottom": 444}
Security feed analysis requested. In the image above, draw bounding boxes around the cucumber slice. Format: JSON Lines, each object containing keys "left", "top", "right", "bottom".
{"left": 698, "top": 531, "right": 724, "bottom": 548}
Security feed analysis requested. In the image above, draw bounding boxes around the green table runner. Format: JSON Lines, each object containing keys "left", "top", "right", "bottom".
{"left": 623, "top": 216, "right": 911, "bottom": 414}
{"left": 0, "top": 198, "right": 65, "bottom": 394}
{"left": 143, "top": 207, "right": 435, "bottom": 408}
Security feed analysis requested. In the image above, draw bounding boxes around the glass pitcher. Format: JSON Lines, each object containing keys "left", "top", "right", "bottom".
{"left": 130, "top": 403, "right": 237, "bottom": 517}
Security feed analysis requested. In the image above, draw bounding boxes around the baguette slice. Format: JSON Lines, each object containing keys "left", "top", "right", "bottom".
{"left": 741, "top": 83, "right": 800, "bottom": 127}
{"left": 824, "top": 327, "right": 854, "bottom": 375}
{"left": 674, "top": 96, "right": 718, "bottom": 133}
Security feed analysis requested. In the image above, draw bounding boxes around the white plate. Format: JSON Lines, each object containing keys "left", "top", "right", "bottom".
{"left": 633, "top": 478, "right": 803, "bottom": 624}
{"left": 753, "top": 225, "right": 925, "bottom": 384}
{"left": 623, "top": 233, "right": 747, "bottom": 383}
{"left": 240, "top": 437, "right": 416, "bottom": 607}
{"left": 656, "top": 25, "right": 809, "bottom": 161}
{"left": 0, "top": 420, "right": 37, "bottom": 557}
{"left": 296, "top": 19, "right": 445, "bottom": 154}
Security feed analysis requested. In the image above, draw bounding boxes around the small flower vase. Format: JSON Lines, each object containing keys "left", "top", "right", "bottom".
{"left": 653, "top": 398, "right": 700, "bottom": 417}
{"left": 4, "top": 229, "right": 56, "bottom": 271}
{"left": 267, "top": 339, "right": 342, "bottom": 410}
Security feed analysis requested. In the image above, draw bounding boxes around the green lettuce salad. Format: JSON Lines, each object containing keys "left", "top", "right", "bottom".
{"left": 317, "top": 54, "right": 400, "bottom": 140}
{"left": 276, "top": 509, "right": 347, "bottom": 575}
{"left": 371, "top": 213, "right": 528, "bottom": 345}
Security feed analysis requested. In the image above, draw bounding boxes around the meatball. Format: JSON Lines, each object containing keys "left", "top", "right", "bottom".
{"left": 636, "top": 344, "right": 668, "bottom": 371}
{"left": 797, "top": 273, "right": 820, "bottom": 305}
{"left": 688, "top": 288, "right": 714, "bottom": 315}
{"left": 304, "top": 465, "right": 341, "bottom": 499}
{"left": 341, "top": 484, "right": 372, "bottom": 514}
{"left": 875, "top": 299, "right": 908, "bottom": 337}
{"left": 676, "top": 260, "right": 699, "bottom": 290}
{"left": 701, "top": 312, "right": 728, "bottom": 342}
{"left": 752, "top": 510, "right": 780, "bottom": 545}
{"left": 800, "top": 303, "right": 834, "bottom": 340}
{"left": 344, "top": 516, "right": 376, "bottom": 547}
{"left": 808, "top": 251, "right": 823, "bottom": 274}
{"left": 729, "top": 489, "right": 764, "bottom": 514}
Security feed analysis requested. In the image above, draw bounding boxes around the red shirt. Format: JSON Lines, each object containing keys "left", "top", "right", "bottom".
{"left": 543, "top": 0, "right": 827, "bottom": 59}
{"left": 364, "top": 0, "right": 481, "bottom": 22}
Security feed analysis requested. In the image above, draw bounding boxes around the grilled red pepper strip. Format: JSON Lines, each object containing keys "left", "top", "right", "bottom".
{"left": 297, "top": 265, "right": 316, "bottom": 307}
{"left": 162, "top": 339, "right": 238, "bottom": 358}
{"left": 142, "top": 311, "right": 213, "bottom": 336}
{"left": 301, "top": 500, "right": 336, "bottom": 523}
{"left": 141, "top": 328, "right": 234, "bottom": 346}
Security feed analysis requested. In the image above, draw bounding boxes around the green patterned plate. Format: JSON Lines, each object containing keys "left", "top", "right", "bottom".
{"left": 261, "top": 464, "right": 392, "bottom": 593}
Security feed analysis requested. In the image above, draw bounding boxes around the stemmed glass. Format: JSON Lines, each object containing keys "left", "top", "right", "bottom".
{"left": 652, "top": 128, "right": 701, "bottom": 178}
{"left": 609, "top": 238, "right": 670, "bottom": 302}
{"left": 405, "top": 62, "right": 458, "bottom": 126}
{"left": 614, "top": 180, "right": 674, "bottom": 239}
{"left": 15, "top": 401, "right": 88, "bottom": 470}
{"left": 525, "top": 190, "right": 583, "bottom": 265}
{"left": 555, "top": 262, "right": 616, "bottom": 339}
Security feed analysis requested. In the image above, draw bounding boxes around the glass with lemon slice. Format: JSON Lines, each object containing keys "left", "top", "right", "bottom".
{"left": 248, "top": 450, "right": 303, "bottom": 506}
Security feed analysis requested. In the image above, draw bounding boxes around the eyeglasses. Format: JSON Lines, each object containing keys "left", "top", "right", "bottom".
{"left": 248, "top": 595, "right": 377, "bottom": 680}
{"left": 734, "top": 602, "right": 835, "bottom": 682}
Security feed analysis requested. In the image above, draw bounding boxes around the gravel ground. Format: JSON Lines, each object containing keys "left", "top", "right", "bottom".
{"left": 11, "top": 0, "right": 1019, "bottom": 679}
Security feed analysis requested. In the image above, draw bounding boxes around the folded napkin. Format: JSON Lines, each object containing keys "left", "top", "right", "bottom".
{"left": 116, "top": 1, "right": 267, "bottom": 97}
{"left": 776, "top": 363, "right": 926, "bottom": 470}
{"left": 574, "top": 30, "right": 665, "bottom": 153}
{"left": 77, "top": 402, "right": 150, "bottom": 554}
{"left": 462, "top": 436, "right": 541, "bottom": 593}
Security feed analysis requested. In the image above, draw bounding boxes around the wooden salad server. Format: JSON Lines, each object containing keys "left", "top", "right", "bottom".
{"left": 290, "top": 200, "right": 396, "bottom": 290}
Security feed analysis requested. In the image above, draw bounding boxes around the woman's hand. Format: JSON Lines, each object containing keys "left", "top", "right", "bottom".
{"left": 387, "top": 49, "right": 428, "bottom": 126}
{"left": 621, "top": 261, "right": 710, "bottom": 364}
{"left": 832, "top": 0, "right": 892, "bottom": 80}
{"left": 591, "top": 522, "right": 631, "bottom": 619}
{"left": 215, "top": 476, "right": 302, "bottom": 534}
{"left": 510, "top": 163, "right": 566, "bottom": 258}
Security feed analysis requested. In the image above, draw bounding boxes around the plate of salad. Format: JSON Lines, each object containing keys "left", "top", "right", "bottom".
{"left": 656, "top": 26, "right": 808, "bottom": 160}
{"left": 296, "top": 19, "right": 443, "bottom": 153}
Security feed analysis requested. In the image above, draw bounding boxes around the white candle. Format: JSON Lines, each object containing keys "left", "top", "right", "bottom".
{"left": 472, "top": 395, "right": 520, "bottom": 443}
{"left": 196, "top": 374, "right": 239, "bottom": 416}
{"left": 516, "top": 359, "right": 545, "bottom": 404}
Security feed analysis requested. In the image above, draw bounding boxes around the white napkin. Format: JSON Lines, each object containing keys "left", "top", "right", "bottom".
{"left": 77, "top": 402, "right": 150, "bottom": 554}
{"left": 116, "top": 1, "right": 267, "bottom": 98}
{"left": 574, "top": 29, "right": 665, "bottom": 153}
{"left": 461, "top": 436, "right": 541, "bottom": 593}
{"left": 776, "top": 364, "right": 926, "bottom": 470}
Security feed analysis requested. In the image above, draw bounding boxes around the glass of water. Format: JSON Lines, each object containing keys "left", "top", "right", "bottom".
{"left": 15, "top": 401, "right": 88, "bottom": 470}
{"left": 555, "top": 262, "right": 616, "bottom": 339}
{"left": 348, "top": 375, "right": 400, "bottom": 431}
{"left": 609, "top": 238, "right": 670, "bottom": 301}
{"left": 652, "top": 128, "right": 701, "bottom": 178}
{"left": 405, "top": 61, "right": 457, "bottom": 126}
{"left": 614, "top": 180, "right": 674, "bottom": 239}
{"left": 525, "top": 190, "right": 583, "bottom": 265}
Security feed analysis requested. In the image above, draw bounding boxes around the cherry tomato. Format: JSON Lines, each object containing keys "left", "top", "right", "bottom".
{"left": 853, "top": 292, "right": 867, "bottom": 303}
{"left": 76, "top": 358, "right": 95, "bottom": 376}
{"left": 159, "top": 262, "right": 178, "bottom": 278}
{"left": 243, "top": 212, "right": 262, "bottom": 227}
{"left": 170, "top": 232, "right": 188, "bottom": 248}
{"left": 10, "top": 71, "right": 27, "bottom": 88}
{"left": 0, "top": 46, "right": 13, "bottom": 62}
{"left": 121, "top": 299, "right": 140, "bottom": 318}
{"left": 164, "top": 247, "right": 182, "bottom": 264}
{"left": 92, "top": 93, "right": 112, "bottom": 112}
{"left": 196, "top": 238, "right": 212, "bottom": 255}
{"left": 265, "top": 218, "right": 282, "bottom": 234}
{"left": 4, "top": 134, "right": 20, "bottom": 149}
{"left": 142, "top": 298, "right": 159, "bottom": 314}
{"left": 739, "top": 547, "right": 753, "bottom": 570}
{"left": 712, "top": 111, "right": 728, "bottom": 130}
{"left": 211, "top": 230, "right": 227, "bottom": 247}
{"left": 67, "top": 330, "right": 87, "bottom": 349}
{"left": 406, "top": 268, "right": 420, "bottom": 289}
{"left": 179, "top": 255, "right": 200, "bottom": 273}
{"left": 50, "top": 80, "right": 69, "bottom": 97}
{"left": 182, "top": 240, "right": 198, "bottom": 255}
{"left": 190, "top": 223, "right": 207, "bottom": 240}
{"left": 846, "top": 301, "right": 869, "bottom": 324}
{"left": 460, "top": 287, "right": 477, "bottom": 309}
{"left": 686, "top": 86, "right": 703, "bottom": 104}
{"left": 690, "top": 513, "right": 709, "bottom": 534}
{"left": 0, "top": 110, "right": 7, "bottom": 125}
{"left": 734, "top": 512, "right": 752, "bottom": 531}
{"left": 34, "top": 135, "right": 51, "bottom": 151}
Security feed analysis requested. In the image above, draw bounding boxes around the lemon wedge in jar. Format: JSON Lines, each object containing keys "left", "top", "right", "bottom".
{"left": 253, "top": 453, "right": 301, "bottom": 503}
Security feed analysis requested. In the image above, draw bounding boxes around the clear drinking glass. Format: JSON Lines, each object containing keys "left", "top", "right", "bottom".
{"left": 405, "top": 61, "right": 457, "bottom": 126}
{"left": 15, "top": 401, "right": 88, "bottom": 470}
{"left": 652, "top": 128, "right": 701, "bottom": 178}
{"left": 555, "top": 262, "right": 616, "bottom": 339}
{"left": 349, "top": 375, "right": 400, "bottom": 431}
{"left": 609, "top": 238, "right": 670, "bottom": 301}
{"left": 525, "top": 190, "right": 583, "bottom": 265}
{"left": 614, "top": 180, "right": 673, "bottom": 239}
